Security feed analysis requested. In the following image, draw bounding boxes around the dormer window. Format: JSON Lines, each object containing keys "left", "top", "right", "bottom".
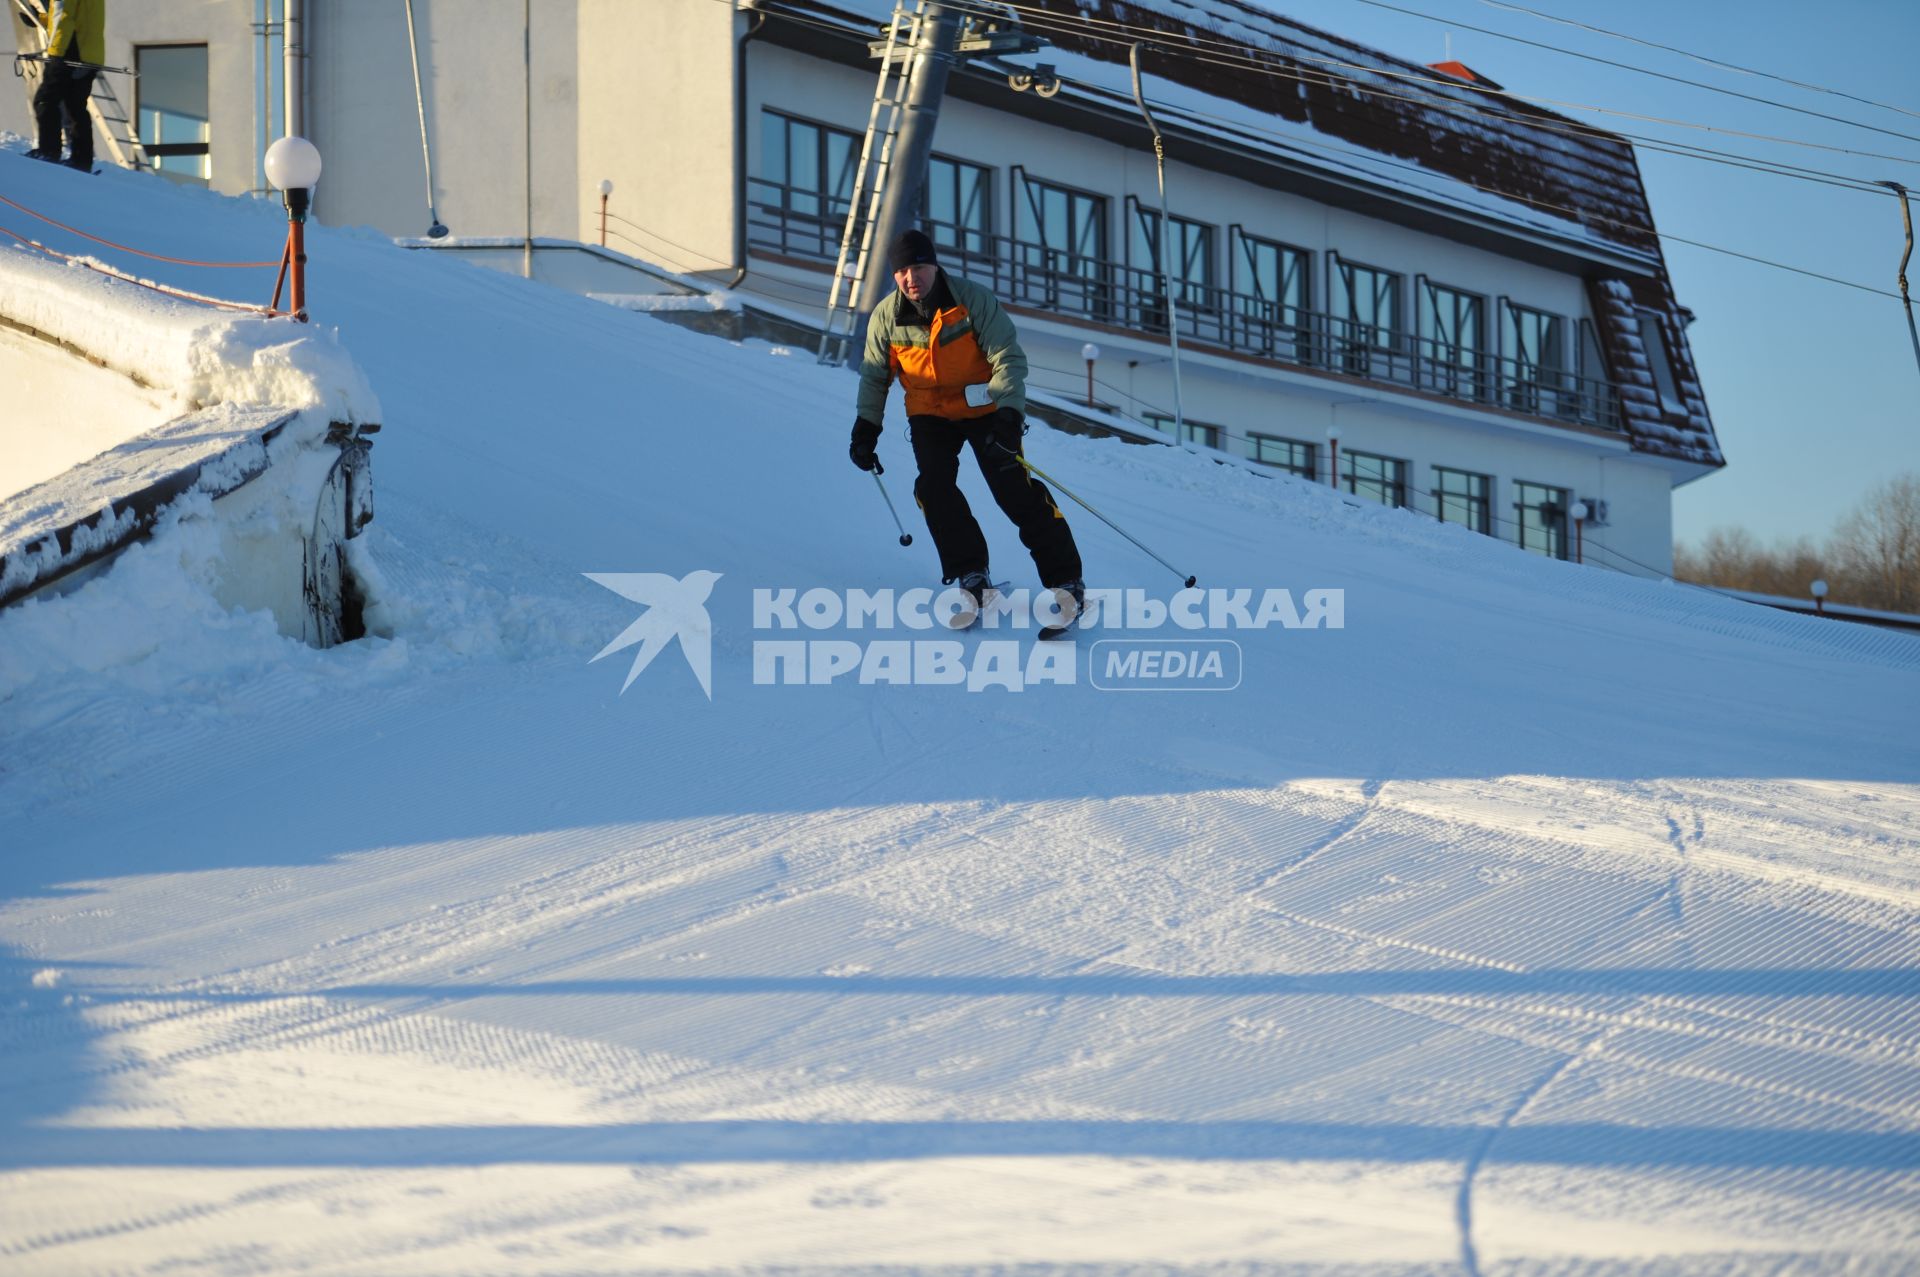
{"left": 1637, "top": 308, "right": 1686, "bottom": 414}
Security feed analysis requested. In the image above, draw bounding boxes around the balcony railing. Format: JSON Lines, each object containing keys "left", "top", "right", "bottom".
{"left": 746, "top": 183, "right": 1624, "bottom": 433}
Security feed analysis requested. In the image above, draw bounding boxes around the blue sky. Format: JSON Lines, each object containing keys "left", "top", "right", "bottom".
{"left": 1274, "top": 0, "right": 1920, "bottom": 549}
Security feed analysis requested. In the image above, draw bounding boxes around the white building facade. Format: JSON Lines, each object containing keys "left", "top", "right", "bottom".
{"left": 7, "top": 0, "right": 1724, "bottom": 576}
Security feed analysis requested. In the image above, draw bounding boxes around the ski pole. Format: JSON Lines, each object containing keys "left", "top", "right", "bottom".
{"left": 995, "top": 442, "right": 1196, "bottom": 588}
{"left": 872, "top": 470, "right": 913, "bottom": 546}
{"left": 13, "top": 53, "right": 137, "bottom": 76}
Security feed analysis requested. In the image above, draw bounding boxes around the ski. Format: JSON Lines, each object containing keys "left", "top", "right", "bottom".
{"left": 1038, "top": 584, "right": 1084, "bottom": 641}
{"left": 946, "top": 578, "right": 1010, "bottom": 631}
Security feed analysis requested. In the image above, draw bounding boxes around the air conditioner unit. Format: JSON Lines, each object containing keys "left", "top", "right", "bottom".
{"left": 1577, "top": 498, "right": 1609, "bottom": 527}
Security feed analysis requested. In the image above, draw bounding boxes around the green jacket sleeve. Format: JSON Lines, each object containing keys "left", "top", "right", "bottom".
{"left": 856, "top": 300, "right": 895, "bottom": 426}
{"left": 45, "top": 2, "right": 75, "bottom": 57}
{"left": 955, "top": 278, "right": 1028, "bottom": 415}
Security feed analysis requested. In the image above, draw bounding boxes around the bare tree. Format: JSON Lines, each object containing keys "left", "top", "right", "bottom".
{"left": 1831, "top": 473, "right": 1920, "bottom": 613}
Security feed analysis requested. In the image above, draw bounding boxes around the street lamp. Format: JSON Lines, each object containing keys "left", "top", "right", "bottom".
{"left": 1081, "top": 342, "right": 1100, "bottom": 408}
{"left": 1570, "top": 500, "right": 1589, "bottom": 565}
{"left": 266, "top": 136, "right": 323, "bottom": 322}
{"left": 1811, "top": 578, "right": 1829, "bottom": 615}
{"left": 598, "top": 179, "right": 613, "bottom": 248}
{"left": 1326, "top": 423, "right": 1341, "bottom": 489}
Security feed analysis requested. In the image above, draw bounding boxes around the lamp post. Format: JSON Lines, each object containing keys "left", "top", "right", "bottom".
{"left": 1811, "top": 578, "right": 1829, "bottom": 615}
{"left": 266, "top": 136, "right": 322, "bottom": 322}
{"left": 598, "top": 179, "right": 613, "bottom": 248}
{"left": 1082, "top": 342, "right": 1100, "bottom": 408}
{"left": 1570, "top": 500, "right": 1588, "bottom": 565}
{"left": 1326, "top": 424, "right": 1341, "bottom": 489}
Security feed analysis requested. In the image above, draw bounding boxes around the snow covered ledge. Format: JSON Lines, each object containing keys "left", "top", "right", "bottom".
{"left": 0, "top": 244, "right": 383, "bottom": 647}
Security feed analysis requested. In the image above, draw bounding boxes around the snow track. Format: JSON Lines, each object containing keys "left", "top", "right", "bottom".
{"left": 2, "top": 149, "right": 1917, "bottom": 1274}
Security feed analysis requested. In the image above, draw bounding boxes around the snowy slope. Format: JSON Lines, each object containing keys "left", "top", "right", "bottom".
{"left": 3, "top": 148, "right": 1919, "bottom": 1277}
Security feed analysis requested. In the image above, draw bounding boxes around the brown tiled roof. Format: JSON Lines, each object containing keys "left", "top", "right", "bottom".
{"left": 1028, "top": 0, "right": 1722, "bottom": 465}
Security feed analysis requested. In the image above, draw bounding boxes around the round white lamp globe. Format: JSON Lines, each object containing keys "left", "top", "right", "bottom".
{"left": 1081, "top": 342, "right": 1101, "bottom": 362}
{"left": 1810, "top": 579, "right": 1829, "bottom": 599}
{"left": 265, "top": 136, "right": 323, "bottom": 190}
{"left": 1326, "top": 424, "right": 1341, "bottom": 442}
{"left": 1570, "top": 501, "right": 1589, "bottom": 522}
{"left": 599, "top": 179, "right": 614, "bottom": 197}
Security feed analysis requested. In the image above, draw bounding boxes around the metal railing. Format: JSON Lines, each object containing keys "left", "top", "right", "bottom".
{"left": 746, "top": 185, "right": 1623, "bottom": 432}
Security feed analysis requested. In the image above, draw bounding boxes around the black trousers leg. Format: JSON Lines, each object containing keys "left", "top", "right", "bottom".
{"left": 909, "top": 416, "right": 989, "bottom": 582}
{"left": 31, "top": 68, "right": 66, "bottom": 157}
{"left": 63, "top": 70, "right": 95, "bottom": 168}
{"left": 964, "top": 411, "right": 1083, "bottom": 588}
{"left": 31, "top": 65, "right": 94, "bottom": 165}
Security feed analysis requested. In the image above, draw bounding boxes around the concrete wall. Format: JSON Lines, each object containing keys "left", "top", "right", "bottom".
{"left": 575, "top": 0, "right": 738, "bottom": 279}
{"left": 308, "top": 0, "right": 562, "bottom": 238}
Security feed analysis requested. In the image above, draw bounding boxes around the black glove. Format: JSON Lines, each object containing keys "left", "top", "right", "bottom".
{"left": 850, "top": 418, "right": 883, "bottom": 473}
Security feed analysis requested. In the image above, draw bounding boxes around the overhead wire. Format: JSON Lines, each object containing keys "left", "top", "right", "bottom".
{"left": 1478, "top": 0, "right": 1920, "bottom": 125}
{"left": 941, "top": 0, "right": 1912, "bottom": 192}
{"left": 720, "top": 0, "right": 1897, "bottom": 197}
{"left": 1335, "top": 0, "right": 1920, "bottom": 147}
{"left": 714, "top": 0, "right": 1903, "bottom": 297}
{"left": 1108, "top": 86, "right": 1903, "bottom": 298}
{"left": 952, "top": 0, "right": 1920, "bottom": 171}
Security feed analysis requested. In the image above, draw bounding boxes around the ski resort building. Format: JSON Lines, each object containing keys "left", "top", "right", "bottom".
{"left": 5, "top": 0, "right": 1725, "bottom": 577}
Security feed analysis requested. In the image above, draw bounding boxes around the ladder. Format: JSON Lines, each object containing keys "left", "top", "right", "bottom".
{"left": 87, "top": 70, "right": 143, "bottom": 169}
{"left": 816, "top": 0, "right": 930, "bottom": 366}
{"left": 12, "top": 0, "right": 145, "bottom": 169}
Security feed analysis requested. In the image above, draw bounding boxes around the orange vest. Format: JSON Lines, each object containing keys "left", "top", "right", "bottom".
{"left": 889, "top": 301, "right": 999, "bottom": 421}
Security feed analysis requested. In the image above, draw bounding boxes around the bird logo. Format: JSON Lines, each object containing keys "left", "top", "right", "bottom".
{"left": 585, "top": 570, "right": 723, "bottom": 697}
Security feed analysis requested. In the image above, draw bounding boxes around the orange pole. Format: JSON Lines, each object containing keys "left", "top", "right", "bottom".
{"left": 269, "top": 231, "right": 292, "bottom": 314}
{"left": 290, "top": 218, "right": 308, "bottom": 321}
{"left": 600, "top": 193, "right": 608, "bottom": 247}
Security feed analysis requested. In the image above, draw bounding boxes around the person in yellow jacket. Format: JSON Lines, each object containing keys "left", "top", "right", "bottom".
{"left": 29, "top": 0, "right": 108, "bottom": 171}
{"left": 851, "top": 229, "right": 1084, "bottom": 615}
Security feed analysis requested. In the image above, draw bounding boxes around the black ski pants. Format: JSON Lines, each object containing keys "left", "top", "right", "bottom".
{"left": 909, "top": 408, "right": 1082, "bottom": 588}
{"left": 33, "top": 62, "right": 96, "bottom": 168}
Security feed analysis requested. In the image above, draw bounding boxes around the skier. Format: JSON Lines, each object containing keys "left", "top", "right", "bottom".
{"left": 27, "top": 0, "right": 107, "bottom": 172}
{"left": 849, "top": 228, "right": 1084, "bottom": 627}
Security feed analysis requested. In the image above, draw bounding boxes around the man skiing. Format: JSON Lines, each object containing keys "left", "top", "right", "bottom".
{"left": 28, "top": 0, "right": 107, "bottom": 172}
{"left": 849, "top": 229, "right": 1084, "bottom": 627}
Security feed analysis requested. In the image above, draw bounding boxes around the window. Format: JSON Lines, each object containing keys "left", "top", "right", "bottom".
{"left": 755, "top": 110, "right": 861, "bottom": 257}
{"left": 1144, "top": 413, "right": 1221, "bottom": 449}
{"left": 1127, "top": 201, "right": 1214, "bottom": 327}
{"left": 1636, "top": 308, "right": 1686, "bottom": 413}
{"left": 137, "top": 45, "right": 210, "bottom": 185}
{"left": 1514, "top": 481, "right": 1569, "bottom": 559}
{"left": 1251, "top": 434, "right": 1317, "bottom": 480}
{"left": 1231, "top": 232, "right": 1311, "bottom": 359}
{"left": 1505, "top": 304, "right": 1566, "bottom": 413}
{"left": 922, "top": 156, "right": 991, "bottom": 257}
{"left": 1433, "top": 467, "right": 1491, "bottom": 534}
{"left": 1013, "top": 171, "right": 1108, "bottom": 317}
{"left": 1417, "top": 281, "right": 1485, "bottom": 396}
{"left": 1575, "top": 317, "right": 1611, "bottom": 423}
{"left": 1332, "top": 258, "right": 1401, "bottom": 377}
{"left": 1343, "top": 450, "right": 1408, "bottom": 508}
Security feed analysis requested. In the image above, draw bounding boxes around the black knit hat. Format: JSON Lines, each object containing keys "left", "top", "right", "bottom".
{"left": 887, "top": 228, "right": 939, "bottom": 273}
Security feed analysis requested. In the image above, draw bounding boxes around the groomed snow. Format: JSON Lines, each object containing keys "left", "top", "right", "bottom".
{"left": 2, "top": 146, "right": 1918, "bottom": 1277}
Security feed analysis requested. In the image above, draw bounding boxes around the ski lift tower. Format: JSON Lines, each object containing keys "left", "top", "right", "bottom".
{"left": 816, "top": 1, "right": 1042, "bottom": 365}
